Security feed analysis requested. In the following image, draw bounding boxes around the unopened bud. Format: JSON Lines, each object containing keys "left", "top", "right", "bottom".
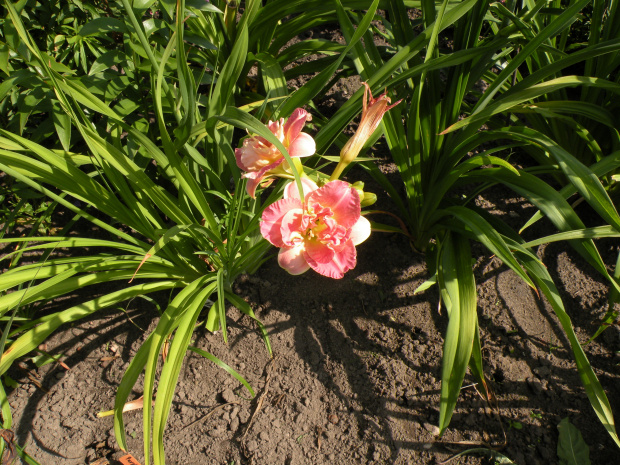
{"left": 351, "top": 181, "right": 364, "bottom": 201}
{"left": 360, "top": 192, "right": 377, "bottom": 207}
{"left": 330, "top": 83, "right": 401, "bottom": 181}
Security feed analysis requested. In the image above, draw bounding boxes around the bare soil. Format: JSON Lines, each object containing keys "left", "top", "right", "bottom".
{"left": 6, "top": 187, "right": 620, "bottom": 465}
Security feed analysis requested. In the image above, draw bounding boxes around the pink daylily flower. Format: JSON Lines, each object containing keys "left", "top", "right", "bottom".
{"left": 235, "top": 108, "right": 316, "bottom": 197}
{"left": 260, "top": 178, "right": 371, "bottom": 279}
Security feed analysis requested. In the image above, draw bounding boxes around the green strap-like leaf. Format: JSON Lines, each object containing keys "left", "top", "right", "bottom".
{"left": 277, "top": 0, "right": 381, "bottom": 117}
{"left": 152, "top": 283, "right": 217, "bottom": 464}
{"left": 467, "top": 167, "right": 620, "bottom": 296}
{"left": 520, "top": 150, "right": 620, "bottom": 233}
{"left": 471, "top": 0, "right": 591, "bottom": 113}
{"left": 508, "top": 240, "right": 619, "bottom": 447}
{"left": 0, "top": 281, "right": 179, "bottom": 376}
{"left": 437, "top": 233, "right": 477, "bottom": 434}
{"left": 443, "top": 206, "right": 534, "bottom": 288}
{"left": 557, "top": 417, "right": 592, "bottom": 465}
{"left": 188, "top": 346, "right": 255, "bottom": 397}
{"left": 443, "top": 76, "right": 620, "bottom": 134}
{"left": 113, "top": 275, "right": 214, "bottom": 456}
{"left": 499, "top": 127, "right": 620, "bottom": 233}
{"left": 522, "top": 225, "right": 620, "bottom": 247}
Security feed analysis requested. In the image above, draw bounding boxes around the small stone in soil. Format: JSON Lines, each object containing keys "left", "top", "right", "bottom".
{"left": 527, "top": 378, "right": 544, "bottom": 393}
{"left": 239, "top": 408, "right": 250, "bottom": 424}
{"left": 423, "top": 423, "right": 440, "bottom": 436}
{"left": 221, "top": 388, "right": 236, "bottom": 403}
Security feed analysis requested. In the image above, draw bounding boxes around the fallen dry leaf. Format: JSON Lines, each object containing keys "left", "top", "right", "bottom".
{"left": 97, "top": 397, "right": 149, "bottom": 418}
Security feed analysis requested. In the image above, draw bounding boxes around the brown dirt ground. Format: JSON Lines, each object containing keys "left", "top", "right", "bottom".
{"left": 5, "top": 180, "right": 620, "bottom": 465}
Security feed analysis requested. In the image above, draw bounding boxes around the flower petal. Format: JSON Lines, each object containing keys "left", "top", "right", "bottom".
{"left": 350, "top": 216, "right": 371, "bottom": 245}
{"left": 283, "top": 108, "right": 308, "bottom": 145}
{"left": 278, "top": 244, "right": 310, "bottom": 275}
{"left": 280, "top": 208, "right": 304, "bottom": 246}
{"left": 288, "top": 132, "right": 316, "bottom": 158}
{"left": 305, "top": 240, "right": 356, "bottom": 279}
{"left": 236, "top": 138, "right": 277, "bottom": 173}
{"left": 284, "top": 178, "right": 318, "bottom": 201}
{"left": 267, "top": 119, "right": 285, "bottom": 142}
{"left": 243, "top": 159, "right": 284, "bottom": 198}
{"left": 304, "top": 237, "right": 335, "bottom": 265}
{"left": 307, "top": 181, "right": 360, "bottom": 229}
{"left": 260, "top": 198, "right": 302, "bottom": 247}
{"left": 235, "top": 146, "right": 252, "bottom": 172}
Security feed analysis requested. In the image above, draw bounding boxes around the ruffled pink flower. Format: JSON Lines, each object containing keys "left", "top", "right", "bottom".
{"left": 235, "top": 108, "right": 316, "bottom": 197}
{"left": 260, "top": 178, "right": 371, "bottom": 279}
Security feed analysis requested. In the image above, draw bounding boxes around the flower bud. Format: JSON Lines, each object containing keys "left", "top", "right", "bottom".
{"left": 330, "top": 83, "right": 402, "bottom": 181}
{"left": 360, "top": 192, "right": 377, "bottom": 207}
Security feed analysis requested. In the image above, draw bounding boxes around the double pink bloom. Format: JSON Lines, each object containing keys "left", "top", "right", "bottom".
{"left": 260, "top": 178, "right": 371, "bottom": 279}
{"left": 235, "top": 108, "right": 315, "bottom": 198}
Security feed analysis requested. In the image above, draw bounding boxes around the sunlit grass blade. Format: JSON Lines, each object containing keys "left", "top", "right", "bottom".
{"left": 207, "top": 23, "right": 248, "bottom": 119}
{"left": 467, "top": 167, "right": 620, "bottom": 296}
{"left": 254, "top": 51, "right": 289, "bottom": 101}
{"left": 522, "top": 226, "right": 620, "bottom": 247}
{"left": 437, "top": 233, "right": 477, "bottom": 435}
{"left": 0, "top": 161, "right": 146, "bottom": 247}
{"left": 520, "top": 150, "right": 620, "bottom": 233}
{"left": 115, "top": 275, "right": 214, "bottom": 459}
{"left": 278, "top": 0, "right": 380, "bottom": 117}
{"left": 0, "top": 257, "right": 172, "bottom": 294}
{"left": 152, "top": 283, "right": 217, "bottom": 465}
{"left": 0, "top": 281, "right": 179, "bottom": 376}
{"left": 114, "top": 332, "right": 155, "bottom": 452}
{"left": 0, "top": 263, "right": 186, "bottom": 320}
{"left": 443, "top": 76, "right": 620, "bottom": 135}
{"left": 509, "top": 240, "right": 620, "bottom": 447}
{"left": 468, "top": 324, "right": 492, "bottom": 404}
{"left": 225, "top": 291, "right": 272, "bottom": 356}
{"left": 442, "top": 206, "right": 534, "bottom": 288}
{"left": 471, "top": 0, "right": 590, "bottom": 113}
{"left": 188, "top": 346, "right": 255, "bottom": 397}
{"left": 498, "top": 127, "right": 620, "bottom": 233}
{"left": 314, "top": 0, "right": 480, "bottom": 154}
{"left": 0, "top": 237, "right": 146, "bottom": 263}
